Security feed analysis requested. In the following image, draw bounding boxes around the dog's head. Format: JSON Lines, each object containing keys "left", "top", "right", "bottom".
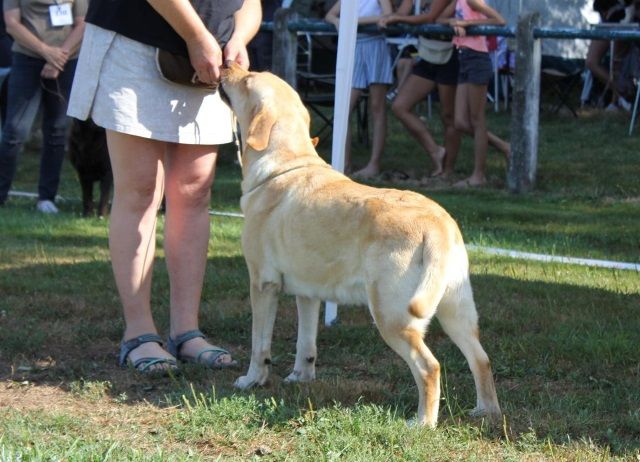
{"left": 221, "top": 62, "right": 313, "bottom": 153}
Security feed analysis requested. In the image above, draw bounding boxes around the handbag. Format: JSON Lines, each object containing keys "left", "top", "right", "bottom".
{"left": 417, "top": 36, "right": 454, "bottom": 65}
{"left": 155, "top": 49, "right": 218, "bottom": 90}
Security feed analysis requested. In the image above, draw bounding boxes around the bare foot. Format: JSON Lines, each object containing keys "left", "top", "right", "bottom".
{"left": 178, "top": 337, "right": 236, "bottom": 367}
{"left": 127, "top": 342, "right": 177, "bottom": 374}
{"left": 453, "top": 176, "right": 487, "bottom": 188}
{"left": 503, "top": 144, "right": 511, "bottom": 160}
{"left": 352, "top": 164, "right": 380, "bottom": 179}
{"left": 430, "top": 146, "right": 446, "bottom": 177}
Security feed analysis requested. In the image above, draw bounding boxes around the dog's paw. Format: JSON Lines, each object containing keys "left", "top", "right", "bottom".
{"left": 405, "top": 416, "right": 437, "bottom": 429}
{"left": 283, "top": 370, "right": 315, "bottom": 384}
{"left": 469, "top": 406, "right": 502, "bottom": 420}
{"left": 234, "top": 375, "right": 259, "bottom": 390}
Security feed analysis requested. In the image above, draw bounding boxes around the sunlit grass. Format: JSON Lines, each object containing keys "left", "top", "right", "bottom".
{"left": 1, "top": 108, "right": 639, "bottom": 459}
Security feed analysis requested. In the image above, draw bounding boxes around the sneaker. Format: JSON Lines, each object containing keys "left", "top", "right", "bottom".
{"left": 36, "top": 200, "right": 59, "bottom": 214}
{"left": 386, "top": 88, "right": 398, "bottom": 102}
{"left": 605, "top": 103, "right": 619, "bottom": 113}
{"left": 618, "top": 97, "right": 632, "bottom": 112}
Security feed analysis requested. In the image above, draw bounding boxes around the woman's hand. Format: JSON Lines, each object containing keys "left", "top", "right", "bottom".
{"left": 223, "top": 35, "right": 250, "bottom": 70}
{"left": 378, "top": 14, "right": 398, "bottom": 28}
{"left": 40, "top": 62, "right": 60, "bottom": 79}
{"left": 41, "top": 45, "right": 69, "bottom": 71}
{"left": 453, "top": 25, "right": 466, "bottom": 36}
{"left": 186, "top": 31, "right": 223, "bottom": 85}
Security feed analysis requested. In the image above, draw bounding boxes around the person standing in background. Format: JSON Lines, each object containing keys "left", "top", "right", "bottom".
{"left": 0, "top": 0, "right": 13, "bottom": 125}
{"left": 326, "top": 0, "right": 394, "bottom": 179}
{"left": 381, "top": 0, "right": 460, "bottom": 179}
{"left": 444, "top": 0, "right": 510, "bottom": 188}
{"left": 0, "top": 0, "right": 86, "bottom": 212}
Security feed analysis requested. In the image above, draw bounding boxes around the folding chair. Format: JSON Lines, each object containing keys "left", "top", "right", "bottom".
{"left": 540, "top": 55, "right": 585, "bottom": 117}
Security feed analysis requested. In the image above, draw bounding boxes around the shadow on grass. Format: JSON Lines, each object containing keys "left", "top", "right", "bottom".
{"left": 1, "top": 258, "right": 639, "bottom": 454}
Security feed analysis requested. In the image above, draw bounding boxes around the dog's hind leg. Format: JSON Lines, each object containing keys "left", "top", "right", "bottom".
{"left": 435, "top": 279, "right": 501, "bottom": 419}
{"left": 368, "top": 285, "right": 441, "bottom": 427}
{"left": 284, "top": 295, "right": 320, "bottom": 383}
{"left": 234, "top": 280, "right": 280, "bottom": 390}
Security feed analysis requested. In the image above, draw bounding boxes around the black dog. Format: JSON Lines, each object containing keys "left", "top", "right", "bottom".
{"left": 68, "top": 118, "right": 112, "bottom": 217}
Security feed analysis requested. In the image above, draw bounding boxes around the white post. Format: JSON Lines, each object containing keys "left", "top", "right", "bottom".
{"left": 325, "top": 1, "right": 358, "bottom": 326}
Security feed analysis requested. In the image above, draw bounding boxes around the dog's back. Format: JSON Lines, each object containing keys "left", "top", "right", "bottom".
{"left": 68, "top": 118, "right": 112, "bottom": 217}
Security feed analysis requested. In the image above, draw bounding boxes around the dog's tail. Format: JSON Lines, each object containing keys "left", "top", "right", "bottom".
{"left": 407, "top": 232, "right": 460, "bottom": 320}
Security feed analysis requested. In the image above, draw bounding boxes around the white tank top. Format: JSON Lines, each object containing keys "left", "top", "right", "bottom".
{"left": 358, "top": 0, "right": 382, "bottom": 18}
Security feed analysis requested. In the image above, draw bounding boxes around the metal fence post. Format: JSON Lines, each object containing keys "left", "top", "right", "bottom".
{"left": 508, "top": 12, "right": 541, "bottom": 193}
{"left": 273, "top": 8, "right": 298, "bottom": 89}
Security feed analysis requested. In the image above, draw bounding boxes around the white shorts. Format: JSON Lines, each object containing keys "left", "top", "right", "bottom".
{"left": 352, "top": 35, "right": 394, "bottom": 90}
{"left": 67, "top": 24, "right": 234, "bottom": 145}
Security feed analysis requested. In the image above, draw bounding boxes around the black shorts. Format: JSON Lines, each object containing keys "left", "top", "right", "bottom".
{"left": 411, "top": 51, "right": 459, "bottom": 86}
{"left": 457, "top": 47, "right": 493, "bottom": 85}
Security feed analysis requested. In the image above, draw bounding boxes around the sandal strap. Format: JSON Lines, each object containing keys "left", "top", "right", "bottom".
{"left": 132, "top": 357, "right": 177, "bottom": 372}
{"left": 167, "top": 329, "right": 206, "bottom": 357}
{"left": 118, "top": 333, "right": 163, "bottom": 367}
{"left": 195, "top": 347, "right": 231, "bottom": 365}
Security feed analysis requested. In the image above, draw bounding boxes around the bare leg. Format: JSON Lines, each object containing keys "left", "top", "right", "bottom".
{"left": 488, "top": 131, "right": 510, "bottom": 159}
{"left": 163, "top": 143, "right": 233, "bottom": 365}
{"left": 344, "top": 88, "right": 363, "bottom": 174}
{"left": 353, "top": 83, "right": 388, "bottom": 178}
{"left": 391, "top": 75, "right": 445, "bottom": 176}
{"left": 106, "top": 131, "right": 174, "bottom": 369}
{"left": 454, "top": 83, "right": 489, "bottom": 187}
{"left": 437, "top": 83, "right": 461, "bottom": 177}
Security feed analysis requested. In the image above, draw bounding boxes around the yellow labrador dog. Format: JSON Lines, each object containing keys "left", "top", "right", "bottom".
{"left": 220, "top": 63, "right": 501, "bottom": 427}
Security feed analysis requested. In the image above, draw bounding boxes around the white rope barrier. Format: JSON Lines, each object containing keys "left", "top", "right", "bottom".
{"left": 9, "top": 190, "right": 639, "bottom": 272}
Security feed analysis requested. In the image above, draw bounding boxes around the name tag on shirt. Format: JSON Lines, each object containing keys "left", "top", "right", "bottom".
{"left": 49, "top": 3, "right": 73, "bottom": 27}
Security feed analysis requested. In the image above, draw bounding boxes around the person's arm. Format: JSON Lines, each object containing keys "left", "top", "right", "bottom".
{"left": 381, "top": 0, "right": 453, "bottom": 27}
{"left": 41, "top": 14, "right": 85, "bottom": 79}
{"left": 586, "top": 39, "right": 612, "bottom": 86}
{"left": 224, "top": 0, "right": 261, "bottom": 70}
{"left": 4, "top": 8, "right": 69, "bottom": 69}
{"left": 325, "top": 0, "right": 341, "bottom": 30}
{"left": 147, "top": 0, "right": 222, "bottom": 84}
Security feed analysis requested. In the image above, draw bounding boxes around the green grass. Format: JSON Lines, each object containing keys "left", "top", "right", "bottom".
{"left": 1, "top": 108, "right": 639, "bottom": 460}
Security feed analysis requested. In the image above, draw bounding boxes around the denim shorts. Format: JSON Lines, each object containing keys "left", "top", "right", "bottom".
{"left": 412, "top": 51, "right": 459, "bottom": 86}
{"left": 457, "top": 47, "right": 493, "bottom": 86}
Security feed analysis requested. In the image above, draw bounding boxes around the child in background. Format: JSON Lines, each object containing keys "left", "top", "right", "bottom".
{"left": 444, "top": 0, "right": 510, "bottom": 187}
{"left": 326, "top": 0, "right": 394, "bottom": 178}
{"left": 381, "top": 0, "right": 460, "bottom": 179}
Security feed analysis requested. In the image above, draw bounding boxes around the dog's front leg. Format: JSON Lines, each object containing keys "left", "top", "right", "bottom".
{"left": 234, "top": 281, "right": 280, "bottom": 389}
{"left": 284, "top": 296, "right": 320, "bottom": 383}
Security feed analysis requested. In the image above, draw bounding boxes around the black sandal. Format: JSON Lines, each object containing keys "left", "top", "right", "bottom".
{"left": 119, "top": 333, "right": 179, "bottom": 376}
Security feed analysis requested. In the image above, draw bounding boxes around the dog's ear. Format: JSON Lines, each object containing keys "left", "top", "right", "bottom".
{"left": 246, "top": 104, "right": 276, "bottom": 151}
{"left": 311, "top": 137, "right": 319, "bottom": 147}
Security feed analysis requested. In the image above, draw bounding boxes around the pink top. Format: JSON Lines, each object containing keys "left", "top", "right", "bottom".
{"left": 452, "top": 0, "right": 489, "bottom": 53}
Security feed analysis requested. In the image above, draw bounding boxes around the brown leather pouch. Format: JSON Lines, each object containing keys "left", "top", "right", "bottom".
{"left": 155, "top": 49, "right": 218, "bottom": 91}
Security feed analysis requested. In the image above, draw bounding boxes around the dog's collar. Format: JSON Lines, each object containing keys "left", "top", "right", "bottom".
{"left": 242, "top": 163, "right": 330, "bottom": 196}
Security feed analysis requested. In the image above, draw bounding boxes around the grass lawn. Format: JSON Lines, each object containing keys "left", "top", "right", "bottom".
{"left": 0, "top": 103, "right": 639, "bottom": 460}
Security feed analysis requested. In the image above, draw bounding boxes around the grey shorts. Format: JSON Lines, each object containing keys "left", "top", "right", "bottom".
{"left": 457, "top": 47, "right": 493, "bottom": 86}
